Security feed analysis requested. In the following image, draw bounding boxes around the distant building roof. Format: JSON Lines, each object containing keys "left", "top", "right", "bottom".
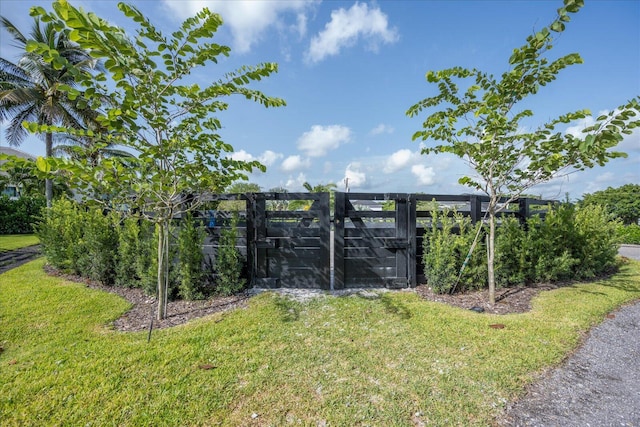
{"left": 0, "top": 146, "right": 36, "bottom": 161}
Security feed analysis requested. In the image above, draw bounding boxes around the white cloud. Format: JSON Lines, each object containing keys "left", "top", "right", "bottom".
{"left": 383, "top": 149, "right": 414, "bottom": 174}
{"left": 618, "top": 128, "right": 640, "bottom": 153}
{"left": 565, "top": 116, "right": 597, "bottom": 138}
{"left": 281, "top": 155, "right": 311, "bottom": 172}
{"left": 294, "top": 13, "right": 308, "bottom": 38}
{"left": 162, "top": 0, "right": 316, "bottom": 53}
{"left": 411, "top": 164, "right": 436, "bottom": 186}
{"left": 285, "top": 172, "right": 307, "bottom": 190}
{"left": 306, "top": 2, "right": 399, "bottom": 63}
{"left": 230, "top": 149, "right": 283, "bottom": 167}
{"left": 259, "top": 150, "right": 283, "bottom": 166}
{"left": 370, "top": 123, "right": 394, "bottom": 135}
{"left": 344, "top": 162, "right": 367, "bottom": 188}
{"left": 297, "top": 124, "right": 352, "bottom": 157}
{"left": 229, "top": 149, "right": 254, "bottom": 162}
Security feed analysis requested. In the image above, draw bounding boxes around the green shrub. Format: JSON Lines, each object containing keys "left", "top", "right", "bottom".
{"left": 615, "top": 224, "right": 640, "bottom": 245}
{"left": 35, "top": 200, "right": 118, "bottom": 284}
{"left": 423, "top": 207, "right": 486, "bottom": 294}
{"left": 177, "top": 213, "right": 207, "bottom": 300}
{"left": 115, "top": 216, "right": 142, "bottom": 288}
{"left": 573, "top": 204, "right": 619, "bottom": 278}
{"left": 34, "top": 199, "right": 84, "bottom": 272}
{"left": 75, "top": 209, "right": 119, "bottom": 285}
{"left": 0, "top": 195, "right": 45, "bottom": 234}
{"left": 494, "top": 203, "right": 620, "bottom": 285}
{"left": 529, "top": 204, "right": 581, "bottom": 282}
{"left": 495, "top": 217, "right": 529, "bottom": 286}
{"left": 215, "top": 214, "right": 246, "bottom": 296}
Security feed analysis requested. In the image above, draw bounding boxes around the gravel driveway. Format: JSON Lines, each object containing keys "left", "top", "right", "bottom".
{"left": 503, "top": 245, "right": 640, "bottom": 426}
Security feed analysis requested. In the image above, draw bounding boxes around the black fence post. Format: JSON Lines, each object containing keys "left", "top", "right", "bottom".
{"left": 333, "top": 192, "right": 345, "bottom": 290}
{"left": 407, "top": 194, "right": 417, "bottom": 287}
{"left": 396, "top": 195, "right": 409, "bottom": 287}
{"left": 470, "top": 195, "right": 482, "bottom": 224}
{"left": 518, "top": 198, "right": 530, "bottom": 227}
{"left": 319, "top": 192, "right": 331, "bottom": 290}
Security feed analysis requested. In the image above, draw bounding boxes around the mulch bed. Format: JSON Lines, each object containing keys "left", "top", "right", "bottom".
{"left": 42, "top": 264, "right": 566, "bottom": 332}
{"left": 43, "top": 265, "right": 249, "bottom": 332}
{"left": 414, "top": 283, "right": 560, "bottom": 315}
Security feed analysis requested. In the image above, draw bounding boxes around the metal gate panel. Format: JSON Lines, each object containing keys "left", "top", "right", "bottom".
{"left": 333, "top": 192, "right": 416, "bottom": 290}
{"left": 247, "top": 192, "right": 330, "bottom": 289}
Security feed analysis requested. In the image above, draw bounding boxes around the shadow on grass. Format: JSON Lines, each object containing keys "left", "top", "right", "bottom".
{"left": 379, "top": 293, "right": 412, "bottom": 320}
{"left": 569, "top": 258, "right": 640, "bottom": 297}
{"left": 273, "top": 295, "right": 301, "bottom": 322}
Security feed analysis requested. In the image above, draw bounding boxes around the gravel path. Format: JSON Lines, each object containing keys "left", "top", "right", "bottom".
{"left": 503, "top": 301, "right": 640, "bottom": 426}
{"left": 503, "top": 245, "right": 640, "bottom": 426}
{"left": 0, "top": 245, "right": 41, "bottom": 274}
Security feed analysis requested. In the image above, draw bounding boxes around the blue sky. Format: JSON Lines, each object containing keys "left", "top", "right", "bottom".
{"left": 1, "top": 0, "right": 638, "bottom": 199}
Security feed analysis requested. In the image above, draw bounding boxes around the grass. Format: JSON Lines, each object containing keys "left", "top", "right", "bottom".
{"left": 0, "top": 234, "right": 39, "bottom": 252}
{"left": 1, "top": 259, "right": 639, "bottom": 426}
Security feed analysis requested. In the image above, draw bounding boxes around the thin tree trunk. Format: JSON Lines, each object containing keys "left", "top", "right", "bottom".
{"left": 45, "top": 132, "right": 53, "bottom": 208}
{"left": 487, "top": 205, "right": 496, "bottom": 306}
{"left": 157, "top": 222, "right": 167, "bottom": 320}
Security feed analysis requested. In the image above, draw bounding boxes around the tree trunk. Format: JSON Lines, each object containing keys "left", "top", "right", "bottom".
{"left": 156, "top": 222, "right": 168, "bottom": 320}
{"left": 487, "top": 204, "right": 496, "bottom": 306}
{"left": 45, "top": 132, "right": 53, "bottom": 208}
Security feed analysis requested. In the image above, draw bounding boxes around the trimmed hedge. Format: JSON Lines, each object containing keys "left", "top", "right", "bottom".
{"left": 0, "top": 195, "right": 45, "bottom": 234}
{"left": 424, "top": 203, "right": 620, "bottom": 293}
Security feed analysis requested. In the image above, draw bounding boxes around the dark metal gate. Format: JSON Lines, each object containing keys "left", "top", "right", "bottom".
{"left": 246, "top": 192, "right": 331, "bottom": 289}
{"left": 333, "top": 192, "right": 416, "bottom": 290}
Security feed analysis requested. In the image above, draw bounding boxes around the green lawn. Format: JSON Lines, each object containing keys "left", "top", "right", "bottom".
{"left": 0, "top": 234, "right": 40, "bottom": 252}
{"left": 1, "top": 259, "right": 639, "bottom": 426}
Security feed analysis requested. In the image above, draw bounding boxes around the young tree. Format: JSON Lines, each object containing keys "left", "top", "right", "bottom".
{"left": 29, "top": 1, "right": 286, "bottom": 319}
{"left": 0, "top": 15, "right": 99, "bottom": 206}
{"left": 407, "top": 0, "right": 639, "bottom": 304}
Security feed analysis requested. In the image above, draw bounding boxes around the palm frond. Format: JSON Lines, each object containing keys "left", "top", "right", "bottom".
{"left": 0, "top": 16, "right": 27, "bottom": 47}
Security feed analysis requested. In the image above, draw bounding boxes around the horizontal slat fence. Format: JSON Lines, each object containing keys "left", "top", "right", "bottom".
{"left": 198, "top": 192, "right": 557, "bottom": 291}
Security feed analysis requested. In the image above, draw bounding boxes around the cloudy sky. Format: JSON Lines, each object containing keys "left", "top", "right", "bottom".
{"left": 0, "top": 0, "right": 638, "bottom": 199}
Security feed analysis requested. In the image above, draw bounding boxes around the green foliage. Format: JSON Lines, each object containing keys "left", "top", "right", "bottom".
{"left": 616, "top": 224, "right": 640, "bottom": 245}
{"left": 215, "top": 214, "right": 246, "bottom": 295}
{"left": 75, "top": 209, "right": 119, "bottom": 285}
{"left": 0, "top": 195, "right": 45, "bottom": 234}
{"left": 177, "top": 213, "right": 207, "bottom": 300}
{"left": 115, "top": 216, "right": 144, "bottom": 288}
{"left": 495, "top": 204, "right": 619, "bottom": 285}
{"left": 34, "top": 199, "right": 84, "bottom": 272}
{"left": 573, "top": 204, "right": 619, "bottom": 277}
{"left": 581, "top": 184, "right": 640, "bottom": 225}
{"left": 422, "top": 206, "right": 486, "bottom": 293}
{"left": 494, "top": 217, "right": 529, "bottom": 286}
{"left": 217, "top": 182, "right": 260, "bottom": 211}
{"left": 35, "top": 200, "right": 118, "bottom": 284}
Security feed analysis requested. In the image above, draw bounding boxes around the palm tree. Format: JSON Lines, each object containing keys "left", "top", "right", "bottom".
{"left": 289, "top": 181, "right": 337, "bottom": 211}
{"left": 53, "top": 133, "right": 134, "bottom": 168}
{"left": 0, "top": 16, "right": 99, "bottom": 206}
